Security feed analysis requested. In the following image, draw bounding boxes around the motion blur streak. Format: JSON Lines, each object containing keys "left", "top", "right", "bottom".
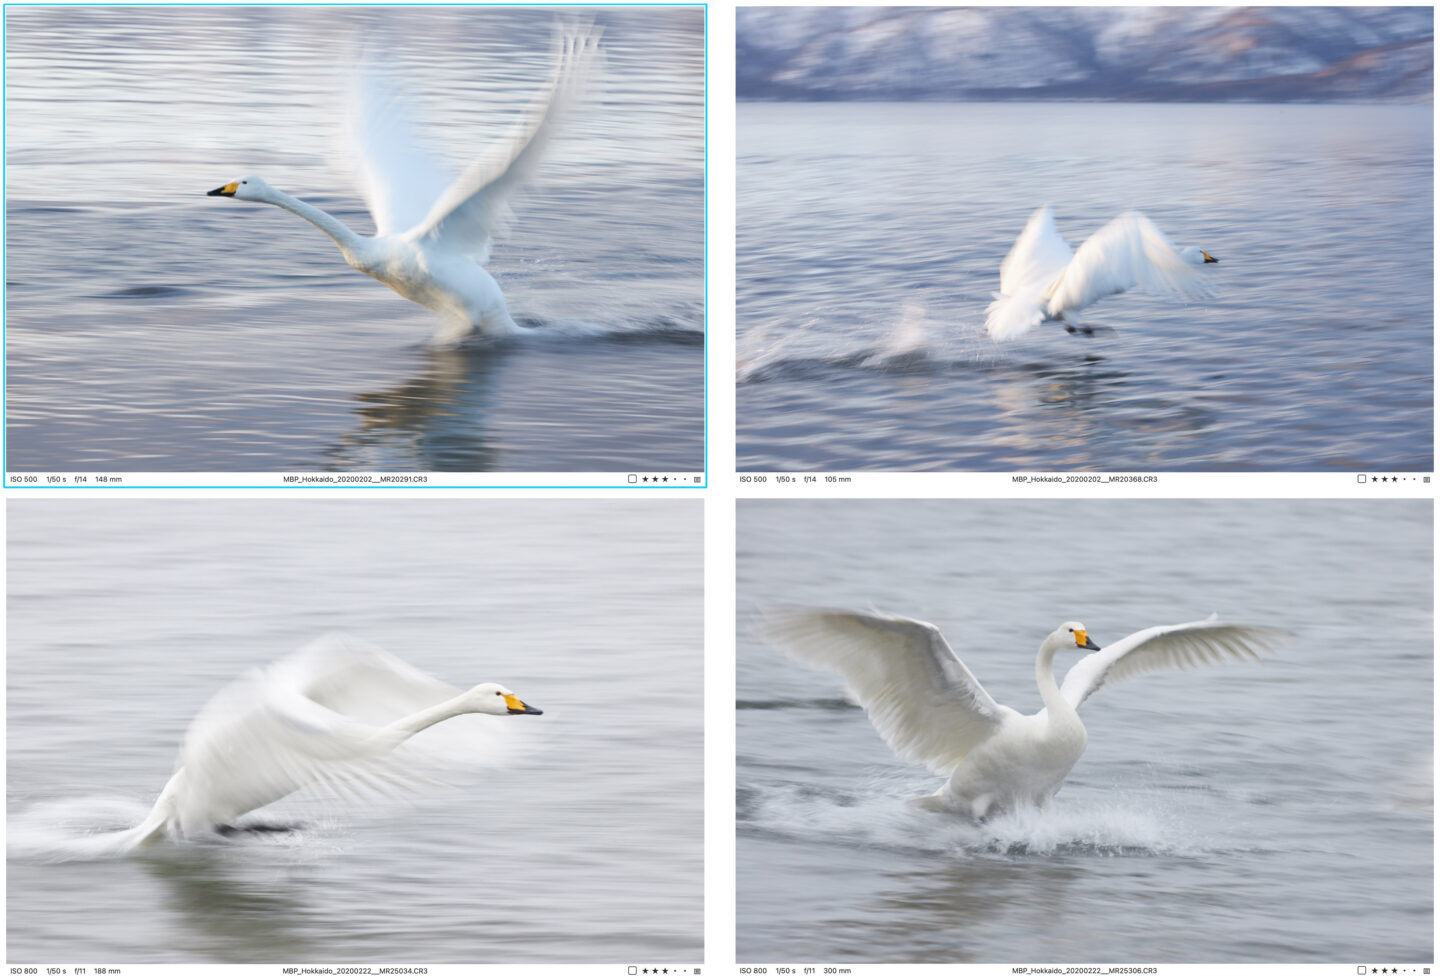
{"left": 9, "top": 499, "right": 702, "bottom": 963}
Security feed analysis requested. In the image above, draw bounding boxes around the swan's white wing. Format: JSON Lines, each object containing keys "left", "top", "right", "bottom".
{"left": 761, "top": 606, "right": 1007, "bottom": 774}
{"left": 170, "top": 635, "right": 467, "bottom": 831}
{"left": 171, "top": 666, "right": 378, "bottom": 832}
{"left": 404, "top": 25, "right": 602, "bottom": 259}
{"left": 985, "top": 205, "right": 1074, "bottom": 340}
{"left": 998, "top": 205, "right": 1074, "bottom": 297}
{"left": 1047, "top": 211, "right": 1214, "bottom": 315}
{"left": 1059, "top": 615, "right": 1285, "bottom": 711}
{"left": 276, "top": 633, "right": 462, "bottom": 726}
{"left": 984, "top": 285, "right": 1048, "bottom": 341}
{"left": 348, "top": 65, "right": 456, "bottom": 236}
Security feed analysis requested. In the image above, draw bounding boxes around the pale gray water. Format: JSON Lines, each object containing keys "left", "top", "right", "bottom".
{"left": 737, "top": 499, "right": 1432, "bottom": 962}
{"left": 7, "top": 499, "right": 702, "bottom": 963}
{"left": 5, "top": 6, "right": 704, "bottom": 473}
{"left": 737, "top": 103, "right": 1432, "bottom": 471}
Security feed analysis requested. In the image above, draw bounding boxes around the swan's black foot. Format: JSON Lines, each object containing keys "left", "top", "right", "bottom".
{"left": 217, "top": 821, "right": 304, "bottom": 836}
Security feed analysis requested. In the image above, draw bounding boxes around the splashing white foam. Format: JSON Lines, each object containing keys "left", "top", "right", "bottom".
{"left": 9, "top": 797, "right": 164, "bottom": 862}
{"left": 737, "top": 316, "right": 819, "bottom": 383}
{"left": 860, "top": 300, "right": 933, "bottom": 369}
{"left": 749, "top": 771, "right": 1202, "bottom": 859}
{"left": 8, "top": 796, "right": 357, "bottom": 863}
{"left": 523, "top": 314, "right": 703, "bottom": 342}
{"left": 738, "top": 302, "right": 1015, "bottom": 384}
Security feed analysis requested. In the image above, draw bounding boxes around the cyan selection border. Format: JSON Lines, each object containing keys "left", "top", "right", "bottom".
{"left": 0, "top": 2, "right": 708, "bottom": 490}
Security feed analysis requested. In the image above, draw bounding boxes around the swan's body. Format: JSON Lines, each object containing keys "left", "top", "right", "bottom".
{"left": 985, "top": 206, "right": 1218, "bottom": 340}
{"left": 207, "top": 28, "right": 600, "bottom": 343}
{"left": 125, "top": 634, "right": 541, "bottom": 847}
{"left": 763, "top": 608, "right": 1281, "bottom": 820}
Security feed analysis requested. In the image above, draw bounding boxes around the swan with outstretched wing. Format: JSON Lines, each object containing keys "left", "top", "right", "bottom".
{"left": 207, "top": 26, "right": 601, "bottom": 343}
{"left": 763, "top": 607, "right": 1281, "bottom": 820}
{"left": 986, "top": 206, "right": 1218, "bottom": 340}
{"left": 124, "top": 634, "right": 542, "bottom": 847}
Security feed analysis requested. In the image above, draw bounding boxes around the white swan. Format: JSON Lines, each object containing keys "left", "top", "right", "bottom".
{"left": 123, "top": 634, "right": 542, "bottom": 847}
{"left": 985, "top": 206, "right": 1218, "bottom": 340}
{"left": 763, "top": 608, "right": 1281, "bottom": 820}
{"left": 207, "top": 27, "right": 601, "bottom": 343}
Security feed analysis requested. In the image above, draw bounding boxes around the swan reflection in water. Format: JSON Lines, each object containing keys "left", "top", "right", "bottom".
{"left": 325, "top": 327, "right": 705, "bottom": 472}
{"left": 137, "top": 845, "right": 317, "bottom": 962}
{"left": 329, "top": 344, "right": 512, "bottom": 471}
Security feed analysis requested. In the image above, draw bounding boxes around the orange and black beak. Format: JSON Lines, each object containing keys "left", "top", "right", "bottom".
{"left": 1074, "top": 629, "right": 1101, "bottom": 651}
{"left": 503, "top": 694, "right": 543, "bottom": 716}
{"left": 1202, "top": 252, "right": 1218, "bottom": 264}
{"left": 207, "top": 182, "right": 238, "bottom": 197}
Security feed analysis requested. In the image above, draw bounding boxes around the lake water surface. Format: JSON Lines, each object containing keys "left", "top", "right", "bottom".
{"left": 8, "top": 499, "right": 703, "bottom": 963}
{"left": 6, "top": 7, "right": 704, "bottom": 473}
{"left": 738, "top": 103, "right": 1432, "bottom": 471}
{"left": 737, "top": 499, "right": 1432, "bottom": 962}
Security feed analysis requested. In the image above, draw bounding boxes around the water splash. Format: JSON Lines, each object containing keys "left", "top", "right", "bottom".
{"left": 9, "top": 797, "right": 168, "bottom": 862}
{"left": 738, "top": 302, "right": 1008, "bottom": 384}
{"left": 745, "top": 774, "right": 1203, "bottom": 860}
{"left": 8, "top": 796, "right": 357, "bottom": 863}
{"left": 858, "top": 300, "right": 937, "bottom": 370}
{"left": 515, "top": 312, "right": 703, "bottom": 345}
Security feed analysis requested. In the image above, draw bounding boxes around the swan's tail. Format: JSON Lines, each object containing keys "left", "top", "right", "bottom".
{"left": 117, "top": 806, "right": 172, "bottom": 851}
{"left": 7, "top": 795, "right": 173, "bottom": 861}
{"left": 984, "top": 288, "right": 1045, "bottom": 341}
{"left": 114, "top": 771, "right": 183, "bottom": 851}
{"left": 908, "top": 793, "right": 954, "bottom": 813}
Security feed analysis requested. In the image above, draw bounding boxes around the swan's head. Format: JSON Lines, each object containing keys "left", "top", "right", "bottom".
{"left": 1179, "top": 246, "right": 1218, "bottom": 266}
{"left": 1057, "top": 621, "right": 1102, "bottom": 651}
{"left": 465, "top": 682, "right": 543, "bottom": 717}
{"left": 206, "top": 176, "right": 274, "bottom": 202}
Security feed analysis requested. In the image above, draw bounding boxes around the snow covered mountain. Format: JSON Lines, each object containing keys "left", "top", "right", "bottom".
{"left": 737, "top": 7, "right": 1433, "bottom": 102}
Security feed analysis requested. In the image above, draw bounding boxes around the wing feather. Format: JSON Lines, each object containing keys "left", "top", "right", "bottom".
{"left": 404, "top": 24, "right": 602, "bottom": 259}
{"left": 985, "top": 205, "right": 1074, "bottom": 340}
{"left": 277, "top": 633, "right": 463, "bottom": 725}
{"left": 1059, "top": 615, "right": 1285, "bottom": 710}
{"left": 170, "top": 634, "right": 477, "bottom": 832}
{"left": 998, "top": 204, "right": 1074, "bottom": 298}
{"left": 760, "top": 606, "right": 1007, "bottom": 774}
{"left": 1047, "top": 211, "right": 1213, "bottom": 315}
{"left": 347, "top": 63, "right": 456, "bottom": 237}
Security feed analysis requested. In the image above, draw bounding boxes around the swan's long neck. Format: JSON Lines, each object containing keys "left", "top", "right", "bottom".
{"left": 263, "top": 188, "right": 363, "bottom": 256}
{"left": 365, "top": 694, "right": 473, "bottom": 754}
{"left": 1036, "top": 636, "right": 1081, "bottom": 730}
